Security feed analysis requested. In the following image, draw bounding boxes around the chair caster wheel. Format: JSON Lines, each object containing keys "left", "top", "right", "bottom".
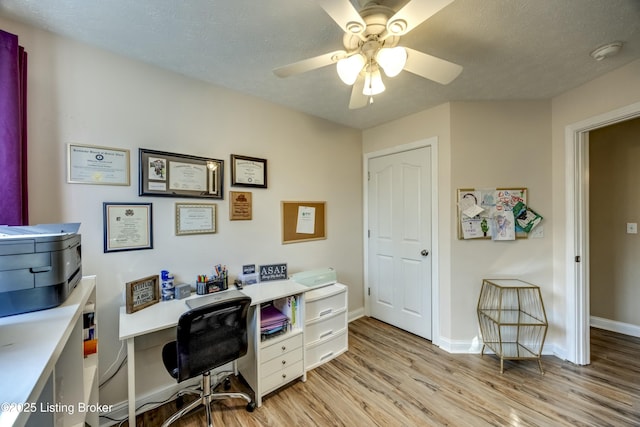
{"left": 175, "top": 395, "right": 184, "bottom": 409}
{"left": 224, "top": 378, "right": 231, "bottom": 390}
{"left": 246, "top": 401, "right": 256, "bottom": 412}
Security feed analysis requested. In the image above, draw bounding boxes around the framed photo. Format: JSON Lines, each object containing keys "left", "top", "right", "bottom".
{"left": 229, "top": 191, "right": 252, "bottom": 221}
{"left": 125, "top": 275, "right": 159, "bottom": 314}
{"left": 103, "top": 202, "right": 153, "bottom": 253}
{"left": 67, "top": 143, "right": 130, "bottom": 185}
{"left": 175, "top": 203, "right": 216, "bottom": 235}
{"left": 230, "top": 154, "right": 267, "bottom": 188}
{"left": 139, "top": 148, "right": 224, "bottom": 199}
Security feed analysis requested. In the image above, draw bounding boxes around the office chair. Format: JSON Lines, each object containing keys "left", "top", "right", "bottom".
{"left": 161, "top": 294, "right": 256, "bottom": 427}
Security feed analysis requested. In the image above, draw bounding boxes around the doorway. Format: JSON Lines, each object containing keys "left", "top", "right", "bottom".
{"left": 566, "top": 101, "right": 640, "bottom": 365}
{"left": 364, "top": 138, "right": 439, "bottom": 341}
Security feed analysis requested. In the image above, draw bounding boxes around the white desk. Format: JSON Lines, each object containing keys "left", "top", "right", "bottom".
{"left": 118, "top": 279, "right": 308, "bottom": 424}
{"left": 0, "top": 277, "right": 97, "bottom": 427}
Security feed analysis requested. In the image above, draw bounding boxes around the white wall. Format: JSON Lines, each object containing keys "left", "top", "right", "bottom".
{"left": 0, "top": 18, "right": 363, "bottom": 408}
{"left": 449, "top": 101, "right": 552, "bottom": 343}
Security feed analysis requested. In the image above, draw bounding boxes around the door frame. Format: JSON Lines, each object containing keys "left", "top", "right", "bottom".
{"left": 565, "top": 100, "right": 640, "bottom": 365}
{"left": 363, "top": 137, "right": 440, "bottom": 345}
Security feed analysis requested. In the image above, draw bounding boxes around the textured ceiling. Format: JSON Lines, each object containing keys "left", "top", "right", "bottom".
{"left": 1, "top": 0, "right": 639, "bottom": 129}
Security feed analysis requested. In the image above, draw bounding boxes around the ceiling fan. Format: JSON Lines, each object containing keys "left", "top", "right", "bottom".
{"left": 273, "top": 0, "right": 463, "bottom": 109}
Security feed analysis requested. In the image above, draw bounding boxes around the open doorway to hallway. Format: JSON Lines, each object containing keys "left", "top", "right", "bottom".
{"left": 566, "top": 101, "right": 640, "bottom": 366}
{"left": 588, "top": 117, "right": 640, "bottom": 338}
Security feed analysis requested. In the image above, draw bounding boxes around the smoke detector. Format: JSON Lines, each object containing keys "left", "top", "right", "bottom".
{"left": 590, "top": 42, "right": 623, "bottom": 61}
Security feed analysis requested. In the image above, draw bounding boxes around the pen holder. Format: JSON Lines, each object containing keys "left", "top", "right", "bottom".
{"left": 196, "top": 277, "right": 228, "bottom": 295}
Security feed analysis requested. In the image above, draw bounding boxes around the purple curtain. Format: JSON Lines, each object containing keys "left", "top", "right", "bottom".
{"left": 0, "top": 29, "right": 28, "bottom": 225}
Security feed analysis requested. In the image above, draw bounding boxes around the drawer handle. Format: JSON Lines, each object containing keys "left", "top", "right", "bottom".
{"left": 320, "top": 351, "right": 334, "bottom": 361}
{"left": 282, "top": 373, "right": 287, "bottom": 379}
{"left": 282, "top": 360, "right": 287, "bottom": 365}
{"left": 281, "top": 345, "right": 287, "bottom": 351}
{"left": 320, "top": 330, "right": 333, "bottom": 339}
{"left": 319, "top": 308, "right": 333, "bottom": 317}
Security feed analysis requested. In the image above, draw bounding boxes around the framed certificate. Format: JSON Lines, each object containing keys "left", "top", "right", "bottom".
{"left": 175, "top": 203, "right": 216, "bottom": 235}
{"left": 67, "top": 143, "right": 130, "bottom": 185}
{"left": 139, "top": 148, "right": 224, "bottom": 199}
{"left": 103, "top": 202, "right": 153, "bottom": 253}
{"left": 230, "top": 154, "right": 267, "bottom": 188}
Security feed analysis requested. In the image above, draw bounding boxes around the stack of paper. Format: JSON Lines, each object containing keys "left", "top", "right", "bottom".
{"left": 260, "top": 304, "right": 289, "bottom": 341}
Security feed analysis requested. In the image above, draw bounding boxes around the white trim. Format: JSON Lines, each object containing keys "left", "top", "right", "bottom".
{"left": 564, "top": 100, "right": 640, "bottom": 365}
{"left": 591, "top": 316, "right": 640, "bottom": 338}
{"left": 363, "top": 138, "right": 440, "bottom": 345}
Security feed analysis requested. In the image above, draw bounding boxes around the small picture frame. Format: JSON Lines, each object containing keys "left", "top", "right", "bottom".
{"left": 175, "top": 203, "right": 216, "bottom": 235}
{"left": 103, "top": 202, "right": 153, "bottom": 253}
{"left": 230, "top": 154, "right": 267, "bottom": 188}
{"left": 139, "top": 148, "right": 224, "bottom": 199}
{"left": 229, "top": 191, "right": 252, "bottom": 221}
{"left": 125, "top": 275, "right": 160, "bottom": 314}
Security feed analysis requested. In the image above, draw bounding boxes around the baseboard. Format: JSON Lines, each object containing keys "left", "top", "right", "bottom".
{"left": 591, "top": 316, "right": 640, "bottom": 338}
{"left": 348, "top": 307, "right": 365, "bottom": 322}
{"left": 99, "top": 377, "right": 200, "bottom": 426}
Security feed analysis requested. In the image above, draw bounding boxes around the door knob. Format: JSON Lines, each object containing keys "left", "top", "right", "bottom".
{"left": 421, "top": 250, "right": 429, "bottom": 256}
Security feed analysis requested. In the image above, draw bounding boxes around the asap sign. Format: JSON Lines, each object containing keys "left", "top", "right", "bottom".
{"left": 259, "top": 263, "right": 288, "bottom": 282}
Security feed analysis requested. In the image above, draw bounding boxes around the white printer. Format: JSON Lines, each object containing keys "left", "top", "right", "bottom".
{"left": 0, "top": 223, "right": 82, "bottom": 317}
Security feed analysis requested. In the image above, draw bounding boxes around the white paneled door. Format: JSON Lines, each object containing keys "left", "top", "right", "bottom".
{"left": 368, "top": 147, "right": 432, "bottom": 339}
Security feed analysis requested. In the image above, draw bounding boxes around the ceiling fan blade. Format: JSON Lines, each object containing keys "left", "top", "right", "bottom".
{"left": 386, "top": 0, "right": 454, "bottom": 36}
{"left": 273, "top": 50, "right": 347, "bottom": 78}
{"left": 314, "top": 0, "right": 366, "bottom": 35}
{"left": 403, "top": 47, "right": 462, "bottom": 85}
{"left": 349, "top": 76, "right": 368, "bottom": 109}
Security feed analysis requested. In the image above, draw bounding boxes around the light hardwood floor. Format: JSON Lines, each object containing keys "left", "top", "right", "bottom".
{"left": 123, "top": 317, "right": 640, "bottom": 426}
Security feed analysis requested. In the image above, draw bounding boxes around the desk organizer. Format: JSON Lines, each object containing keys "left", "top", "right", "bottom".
{"left": 196, "top": 278, "right": 228, "bottom": 295}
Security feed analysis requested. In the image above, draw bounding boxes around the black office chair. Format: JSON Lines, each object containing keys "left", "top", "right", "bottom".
{"left": 161, "top": 295, "right": 256, "bottom": 427}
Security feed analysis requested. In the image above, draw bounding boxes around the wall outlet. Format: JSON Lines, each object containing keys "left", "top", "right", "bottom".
{"left": 627, "top": 223, "right": 638, "bottom": 234}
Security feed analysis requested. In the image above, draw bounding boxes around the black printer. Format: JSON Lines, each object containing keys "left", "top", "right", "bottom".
{"left": 0, "top": 223, "right": 82, "bottom": 318}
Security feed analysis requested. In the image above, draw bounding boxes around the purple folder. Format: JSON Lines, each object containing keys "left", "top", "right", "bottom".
{"left": 260, "top": 304, "right": 288, "bottom": 329}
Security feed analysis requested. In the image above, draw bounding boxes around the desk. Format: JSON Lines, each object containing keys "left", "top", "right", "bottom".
{"left": 118, "top": 279, "right": 308, "bottom": 424}
{"left": 0, "top": 277, "right": 98, "bottom": 427}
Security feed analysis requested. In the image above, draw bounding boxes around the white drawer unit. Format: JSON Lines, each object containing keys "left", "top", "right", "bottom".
{"left": 237, "top": 286, "right": 307, "bottom": 407}
{"left": 304, "top": 283, "right": 348, "bottom": 371}
{"left": 306, "top": 329, "right": 348, "bottom": 371}
{"left": 260, "top": 332, "right": 304, "bottom": 395}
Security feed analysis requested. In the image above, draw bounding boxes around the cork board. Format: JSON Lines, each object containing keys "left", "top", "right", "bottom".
{"left": 281, "top": 201, "right": 326, "bottom": 244}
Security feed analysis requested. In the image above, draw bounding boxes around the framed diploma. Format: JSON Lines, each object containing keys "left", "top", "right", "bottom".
{"left": 230, "top": 154, "right": 267, "bottom": 188}
{"left": 103, "top": 202, "right": 153, "bottom": 253}
{"left": 229, "top": 191, "right": 252, "bottom": 221}
{"left": 67, "top": 143, "right": 130, "bottom": 185}
{"left": 125, "top": 275, "right": 159, "bottom": 313}
{"left": 139, "top": 148, "right": 224, "bottom": 199}
{"left": 175, "top": 203, "right": 216, "bottom": 235}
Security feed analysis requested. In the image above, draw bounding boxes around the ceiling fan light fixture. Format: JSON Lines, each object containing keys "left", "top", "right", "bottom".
{"left": 337, "top": 53, "right": 365, "bottom": 85}
{"left": 346, "top": 21, "right": 365, "bottom": 35}
{"left": 376, "top": 46, "right": 407, "bottom": 77}
{"left": 363, "top": 68, "right": 385, "bottom": 96}
{"left": 387, "top": 19, "right": 407, "bottom": 35}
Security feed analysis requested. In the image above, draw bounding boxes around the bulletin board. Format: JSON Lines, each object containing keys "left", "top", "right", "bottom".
{"left": 281, "top": 201, "right": 326, "bottom": 244}
{"left": 457, "top": 188, "right": 528, "bottom": 240}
